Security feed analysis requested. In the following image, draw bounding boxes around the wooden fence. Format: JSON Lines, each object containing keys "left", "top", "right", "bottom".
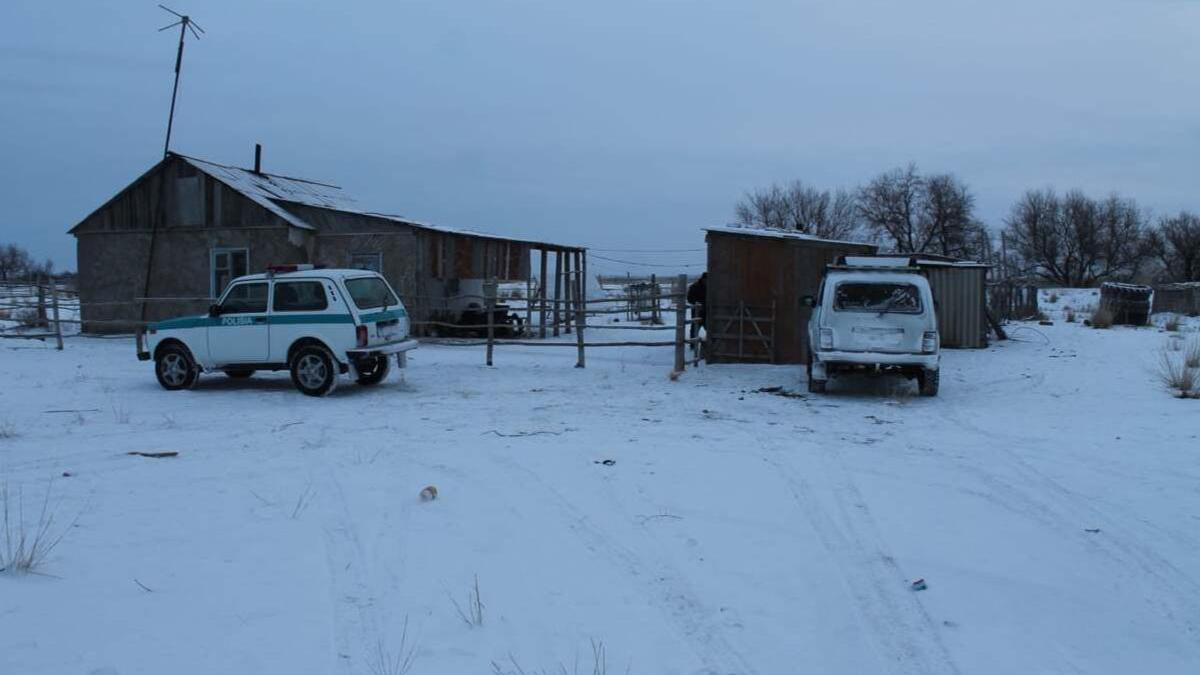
{"left": 413, "top": 273, "right": 701, "bottom": 371}
{"left": 0, "top": 280, "right": 75, "bottom": 349}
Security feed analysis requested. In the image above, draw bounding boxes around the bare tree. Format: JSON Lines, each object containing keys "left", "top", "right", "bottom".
{"left": 0, "top": 244, "right": 32, "bottom": 282}
{"left": 856, "top": 164, "right": 925, "bottom": 252}
{"left": 734, "top": 181, "right": 862, "bottom": 240}
{"left": 1148, "top": 211, "right": 1200, "bottom": 282}
{"left": 856, "top": 165, "right": 992, "bottom": 259}
{"left": 1003, "top": 188, "right": 1149, "bottom": 286}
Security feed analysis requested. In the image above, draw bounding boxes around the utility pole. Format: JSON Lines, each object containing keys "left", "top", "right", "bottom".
{"left": 158, "top": 5, "right": 204, "bottom": 158}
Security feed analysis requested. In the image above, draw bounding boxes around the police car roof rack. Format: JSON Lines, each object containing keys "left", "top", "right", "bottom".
{"left": 266, "top": 263, "right": 325, "bottom": 277}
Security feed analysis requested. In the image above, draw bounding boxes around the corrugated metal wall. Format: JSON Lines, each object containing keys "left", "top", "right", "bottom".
{"left": 921, "top": 264, "right": 989, "bottom": 348}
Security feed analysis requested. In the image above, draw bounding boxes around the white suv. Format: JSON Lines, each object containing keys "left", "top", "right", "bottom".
{"left": 136, "top": 266, "right": 416, "bottom": 396}
{"left": 805, "top": 257, "right": 940, "bottom": 396}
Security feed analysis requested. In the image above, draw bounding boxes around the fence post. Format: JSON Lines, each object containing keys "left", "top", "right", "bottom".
{"left": 563, "top": 253, "right": 573, "bottom": 335}
{"left": 674, "top": 274, "right": 686, "bottom": 372}
{"left": 36, "top": 276, "right": 48, "bottom": 328}
{"left": 552, "top": 252, "right": 562, "bottom": 337}
{"left": 524, "top": 273, "right": 533, "bottom": 338}
{"left": 650, "top": 273, "right": 659, "bottom": 324}
{"left": 485, "top": 279, "right": 496, "bottom": 367}
{"left": 538, "top": 249, "right": 548, "bottom": 339}
{"left": 574, "top": 276, "right": 586, "bottom": 368}
{"left": 51, "top": 279, "right": 63, "bottom": 351}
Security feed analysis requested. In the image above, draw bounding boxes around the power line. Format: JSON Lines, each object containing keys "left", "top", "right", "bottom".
{"left": 588, "top": 254, "right": 705, "bottom": 268}
{"left": 590, "top": 247, "right": 705, "bottom": 253}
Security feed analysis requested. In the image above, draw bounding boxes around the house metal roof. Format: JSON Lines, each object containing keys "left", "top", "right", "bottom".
{"left": 178, "top": 153, "right": 584, "bottom": 250}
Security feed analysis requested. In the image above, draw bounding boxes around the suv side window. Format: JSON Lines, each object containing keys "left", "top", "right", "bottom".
{"left": 220, "top": 282, "right": 269, "bottom": 314}
{"left": 273, "top": 281, "right": 328, "bottom": 312}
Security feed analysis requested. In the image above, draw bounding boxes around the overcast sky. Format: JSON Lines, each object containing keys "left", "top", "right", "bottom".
{"left": 2, "top": 0, "right": 1199, "bottom": 274}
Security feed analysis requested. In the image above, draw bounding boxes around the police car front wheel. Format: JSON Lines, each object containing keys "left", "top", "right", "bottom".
{"left": 290, "top": 345, "right": 339, "bottom": 397}
{"left": 155, "top": 344, "right": 198, "bottom": 391}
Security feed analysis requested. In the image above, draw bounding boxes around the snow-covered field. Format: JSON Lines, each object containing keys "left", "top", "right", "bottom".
{"left": 2, "top": 320, "right": 1200, "bottom": 674}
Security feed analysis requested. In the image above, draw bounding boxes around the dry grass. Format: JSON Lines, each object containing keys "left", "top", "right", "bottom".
{"left": 1185, "top": 337, "right": 1200, "bottom": 370}
{"left": 1065, "top": 308, "right": 1076, "bottom": 323}
{"left": 492, "top": 640, "right": 625, "bottom": 675}
{"left": 1164, "top": 315, "right": 1182, "bottom": 332}
{"left": 0, "top": 420, "right": 18, "bottom": 440}
{"left": 1090, "top": 307, "right": 1114, "bottom": 329}
{"left": 451, "top": 574, "right": 485, "bottom": 627}
{"left": 1, "top": 481, "right": 72, "bottom": 575}
{"left": 1157, "top": 348, "right": 1199, "bottom": 398}
{"left": 367, "top": 616, "right": 419, "bottom": 675}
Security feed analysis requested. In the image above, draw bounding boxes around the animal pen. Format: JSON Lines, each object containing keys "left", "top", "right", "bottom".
{"left": 415, "top": 271, "right": 701, "bottom": 373}
{"left": 0, "top": 279, "right": 78, "bottom": 350}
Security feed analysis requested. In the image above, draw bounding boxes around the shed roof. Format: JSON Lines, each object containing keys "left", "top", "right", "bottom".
{"left": 703, "top": 225, "right": 874, "bottom": 249}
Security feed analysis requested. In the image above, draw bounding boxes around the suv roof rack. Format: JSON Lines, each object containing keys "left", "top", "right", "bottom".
{"left": 266, "top": 264, "right": 326, "bottom": 276}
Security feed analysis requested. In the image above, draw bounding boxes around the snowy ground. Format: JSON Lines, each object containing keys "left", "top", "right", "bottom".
{"left": 2, "top": 319, "right": 1200, "bottom": 675}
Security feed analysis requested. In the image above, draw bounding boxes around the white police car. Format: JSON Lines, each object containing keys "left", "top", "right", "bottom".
{"left": 137, "top": 265, "right": 416, "bottom": 396}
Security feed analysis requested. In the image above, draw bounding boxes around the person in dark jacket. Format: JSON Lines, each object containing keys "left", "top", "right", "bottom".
{"left": 686, "top": 272, "right": 707, "bottom": 339}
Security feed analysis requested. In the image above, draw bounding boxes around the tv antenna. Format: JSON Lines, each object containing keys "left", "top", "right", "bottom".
{"left": 157, "top": 4, "right": 205, "bottom": 158}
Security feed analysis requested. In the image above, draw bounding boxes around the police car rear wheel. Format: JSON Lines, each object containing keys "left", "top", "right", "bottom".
{"left": 290, "top": 345, "right": 338, "bottom": 397}
{"left": 355, "top": 355, "right": 390, "bottom": 386}
{"left": 155, "top": 345, "right": 197, "bottom": 391}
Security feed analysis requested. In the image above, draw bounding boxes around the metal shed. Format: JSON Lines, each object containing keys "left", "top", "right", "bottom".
{"left": 703, "top": 226, "right": 877, "bottom": 364}
{"left": 913, "top": 257, "right": 992, "bottom": 349}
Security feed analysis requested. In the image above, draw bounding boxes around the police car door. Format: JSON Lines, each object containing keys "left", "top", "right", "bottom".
{"left": 208, "top": 280, "right": 270, "bottom": 364}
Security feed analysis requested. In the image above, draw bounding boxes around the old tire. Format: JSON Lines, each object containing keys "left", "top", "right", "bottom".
{"left": 355, "top": 354, "right": 391, "bottom": 386}
{"left": 224, "top": 369, "right": 255, "bottom": 379}
{"left": 155, "top": 344, "right": 198, "bottom": 391}
{"left": 918, "top": 368, "right": 940, "bottom": 397}
{"left": 290, "top": 345, "right": 339, "bottom": 397}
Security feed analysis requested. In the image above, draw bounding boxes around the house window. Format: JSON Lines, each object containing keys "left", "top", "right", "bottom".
{"left": 211, "top": 248, "right": 249, "bottom": 298}
{"left": 350, "top": 252, "right": 383, "bottom": 273}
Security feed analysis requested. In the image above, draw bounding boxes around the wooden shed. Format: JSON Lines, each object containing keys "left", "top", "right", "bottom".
{"left": 703, "top": 227, "right": 877, "bottom": 364}
{"left": 1152, "top": 282, "right": 1200, "bottom": 316}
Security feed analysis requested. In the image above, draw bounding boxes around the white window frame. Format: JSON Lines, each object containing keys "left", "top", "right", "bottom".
{"left": 210, "top": 247, "right": 250, "bottom": 299}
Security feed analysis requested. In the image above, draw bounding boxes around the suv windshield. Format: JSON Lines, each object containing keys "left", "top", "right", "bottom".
{"left": 834, "top": 282, "right": 922, "bottom": 313}
{"left": 345, "top": 277, "right": 398, "bottom": 310}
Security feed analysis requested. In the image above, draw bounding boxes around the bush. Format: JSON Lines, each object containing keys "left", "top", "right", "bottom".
{"left": 1091, "top": 307, "right": 1114, "bottom": 329}
{"left": 1164, "top": 315, "right": 1181, "bottom": 332}
{"left": 1048, "top": 292, "right": 1059, "bottom": 303}
{"left": 1157, "top": 348, "right": 1198, "bottom": 398}
{"left": 1065, "top": 308, "right": 1076, "bottom": 323}
{"left": 1, "top": 482, "right": 71, "bottom": 575}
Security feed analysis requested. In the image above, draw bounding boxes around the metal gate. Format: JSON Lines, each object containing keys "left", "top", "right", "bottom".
{"left": 706, "top": 301, "right": 776, "bottom": 363}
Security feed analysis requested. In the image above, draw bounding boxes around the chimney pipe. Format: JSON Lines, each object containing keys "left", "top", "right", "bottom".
{"left": 254, "top": 143, "right": 262, "bottom": 174}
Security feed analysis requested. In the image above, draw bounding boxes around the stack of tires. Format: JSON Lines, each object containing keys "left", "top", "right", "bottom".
{"left": 1100, "top": 282, "right": 1153, "bottom": 326}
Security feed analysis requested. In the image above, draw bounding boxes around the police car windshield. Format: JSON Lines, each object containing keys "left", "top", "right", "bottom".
{"left": 345, "top": 277, "right": 398, "bottom": 310}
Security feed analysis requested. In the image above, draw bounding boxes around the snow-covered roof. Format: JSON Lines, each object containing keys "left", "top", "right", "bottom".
{"left": 177, "top": 153, "right": 584, "bottom": 250}
{"left": 703, "top": 225, "right": 874, "bottom": 249}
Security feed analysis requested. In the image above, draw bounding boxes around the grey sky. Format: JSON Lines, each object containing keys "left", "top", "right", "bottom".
{"left": 2, "top": 0, "right": 1198, "bottom": 274}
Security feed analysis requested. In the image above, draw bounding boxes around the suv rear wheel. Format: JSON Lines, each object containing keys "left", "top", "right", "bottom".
{"left": 806, "top": 350, "right": 827, "bottom": 394}
{"left": 290, "top": 345, "right": 339, "bottom": 397}
{"left": 355, "top": 355, "right": 391, "bottom": 386}
{"left": 917, "top": 368, "right": 940, "bottom": 397}
{"left": 155, "top": 344, "right": 198, "bottom": 391}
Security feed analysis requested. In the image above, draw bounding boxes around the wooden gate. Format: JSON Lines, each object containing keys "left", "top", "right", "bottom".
{"left": 706, "top": 301, "right": 776, "bottom": 363}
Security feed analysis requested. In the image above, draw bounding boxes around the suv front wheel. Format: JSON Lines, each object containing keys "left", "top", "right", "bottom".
{"left": 290, "top": 345, "right": 339, "bottom": 397}
{"left": 155, "top": 344, "right": 198, "bottom": 391}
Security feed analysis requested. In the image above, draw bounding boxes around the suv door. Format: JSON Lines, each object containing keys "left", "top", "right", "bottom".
{"left": 268, "top": 279, "right": 343, "bottom": 363}
{"left": 208, "top": 281, "right": 270, "bottom": 364}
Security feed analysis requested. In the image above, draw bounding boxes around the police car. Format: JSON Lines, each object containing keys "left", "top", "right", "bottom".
{"left": 136, "top": 265, "right": 416, "bottom": 396}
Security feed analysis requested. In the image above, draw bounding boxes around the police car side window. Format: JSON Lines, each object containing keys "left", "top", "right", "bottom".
{"left": 273, "top": 281, "right": 328, "bottom": 312}
{"left": 221, "top": 282, "right": 268, "bottom": 314}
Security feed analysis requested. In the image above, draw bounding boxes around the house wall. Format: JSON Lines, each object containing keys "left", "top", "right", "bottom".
{"left": 73, "top": 156, "right": 305, "bottom": 332}
{"left": 705, "top": 232, "right": 877, "bottom": 364}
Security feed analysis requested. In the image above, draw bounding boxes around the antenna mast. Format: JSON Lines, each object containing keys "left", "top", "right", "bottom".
{"left": 158, "top": 4, "right": 205, "bottom": 158}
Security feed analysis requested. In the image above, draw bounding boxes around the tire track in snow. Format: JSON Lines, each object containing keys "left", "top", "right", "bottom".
{"left": 487, "top": 451, "right": 760, "bottom": 675}
{"left": 756, "top": 434, "right": 962, "bottom": 675}
{"left": 940, "top": 406, "right": 1200, "bottom": 640}
{"left": 319, "top": 466, "right": 387, "bottom": 675}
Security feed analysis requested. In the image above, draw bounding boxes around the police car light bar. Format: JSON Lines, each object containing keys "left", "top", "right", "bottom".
{"left": 266, "top": 264, "right": 322, "bottom": 275}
